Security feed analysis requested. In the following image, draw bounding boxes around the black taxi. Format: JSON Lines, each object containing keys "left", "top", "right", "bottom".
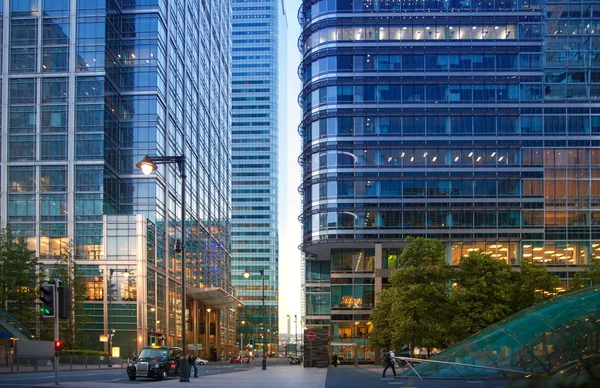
{"left": 127, "top": 346, "right": 182, "bottom": 380}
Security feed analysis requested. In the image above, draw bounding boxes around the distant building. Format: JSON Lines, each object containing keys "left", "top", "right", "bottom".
{"left": 231, "top": 0, "right": 283, "bottom": 356}
{"left": 297, "top": 0, "right": 600, "bottom": 363}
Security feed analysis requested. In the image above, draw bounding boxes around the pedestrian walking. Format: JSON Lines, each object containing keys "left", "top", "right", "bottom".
{"left": 189, "top": 354, "right": 198, "bottom": 378}
{"left": 332, "top": 353, "right": 338, "bottom": 367}
{"left": 382, "top": 348, "right": 396, "bottom": 378}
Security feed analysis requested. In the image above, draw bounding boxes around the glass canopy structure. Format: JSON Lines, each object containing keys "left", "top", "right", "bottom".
{"left": 401, "top": 287, "right": 600, "bottom": 378}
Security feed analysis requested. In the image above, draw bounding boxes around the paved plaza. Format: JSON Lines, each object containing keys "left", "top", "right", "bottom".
{"left": 25, "top": 364, "right": 525, "bottom": 388}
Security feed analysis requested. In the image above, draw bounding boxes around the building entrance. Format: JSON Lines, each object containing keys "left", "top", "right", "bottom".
{"left": 330, "top": 342, "right": 358, "bottom": 366}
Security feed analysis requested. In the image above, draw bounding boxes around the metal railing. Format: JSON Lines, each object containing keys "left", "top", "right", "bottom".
{"left": 396, "top": 356, "right": 535, "bottom": 380}
{"left": 0, "top": 355, "right": 126, "bottom": 373}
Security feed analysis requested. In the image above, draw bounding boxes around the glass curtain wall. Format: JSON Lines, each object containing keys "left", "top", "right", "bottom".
{"left": 1, "top": 0, "right": 232, "bottom": 352}
{"left": 298, "top": 0, "right": 600, "bottom": 362}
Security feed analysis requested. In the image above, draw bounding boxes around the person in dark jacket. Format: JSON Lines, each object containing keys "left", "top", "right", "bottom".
{"left": 332, "top": 353, "right": 338, "bottom": 367}
{"left": 189, "top": 354, "right": 198, "bottom": 378}
{"left": 382, "top": 348, "right": 396, "bottom": 378}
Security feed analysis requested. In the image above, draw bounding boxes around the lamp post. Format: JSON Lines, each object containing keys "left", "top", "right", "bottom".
{"left": 294, "top": 314, "right": 298, "bottom": 357}
{"left": 206, "top": 308, "right": 211, "bottom": 360}
{"left": 243, "top": 269, "right": 266, "bottom": 370}
{"left": 107, "top": 268, "right": 130, "bottom": 367}
{"left": 137, "top": 154, "right": 189, "bottom": 383}
{"left": 286, "top": 315, "right": 290, "bottom": 358}
{"left": 240, "top": 320, "right": 245, "bottom": 356}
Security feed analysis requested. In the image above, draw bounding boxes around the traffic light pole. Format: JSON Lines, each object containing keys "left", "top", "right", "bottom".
{"left": 53, "top": 278, "right": 60, "bottom": 386}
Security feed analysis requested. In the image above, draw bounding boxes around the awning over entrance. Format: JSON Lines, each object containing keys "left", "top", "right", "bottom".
{"left": 187, "top": 287, "right": 244, "bottom": 309}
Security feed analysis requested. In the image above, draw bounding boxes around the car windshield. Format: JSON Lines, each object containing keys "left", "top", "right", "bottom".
{"left": 138, "top": 348, "right": 168, "bottom": 358}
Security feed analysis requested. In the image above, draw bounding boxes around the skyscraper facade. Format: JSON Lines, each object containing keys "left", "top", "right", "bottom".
{"left": 231, "top": 0, "right": 281, "bottom": 356}
{"left": 298, "top": 0, "right": 600, "bottom": 363}
{"left": 2, "top": 0, "right": 236, "bottom": 358}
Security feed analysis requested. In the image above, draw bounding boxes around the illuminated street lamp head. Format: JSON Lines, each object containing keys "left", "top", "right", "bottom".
{"left": 123, "top": 269, "right": 130, "bottom": 278}
{"left": 207, "top": 308, "right": 211, "bottom": 313}
{"left": 243, "top": 269, "right": 250, "bottom": 279}
{"left": 136, "top": 155, "right": 157, "bottom": 176}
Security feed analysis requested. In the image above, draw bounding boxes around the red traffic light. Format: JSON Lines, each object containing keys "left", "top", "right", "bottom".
{"left": 54, "top": 340, "right": 62, "bottom": 352}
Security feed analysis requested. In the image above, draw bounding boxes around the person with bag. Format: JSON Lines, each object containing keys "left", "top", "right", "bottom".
{"left": 332, "top": 352, "right": 338, "bottom": 367}
{"left": 382, "top": 348, "right": 396, "bottom": 378}
{"left": 188, "top": 354, "right": 198, "bottom": 378}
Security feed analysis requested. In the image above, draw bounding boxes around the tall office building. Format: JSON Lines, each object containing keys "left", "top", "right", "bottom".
{"left": 2, "top": 0, "right": 238, "bottom": 359}
{"left": 231, "top": 0, "right": 282, "bottom": 355}
{"left": 298, "top": 0, "right": 600, "bottom": 362}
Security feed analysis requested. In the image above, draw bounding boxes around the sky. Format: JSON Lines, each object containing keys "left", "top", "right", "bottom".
{"left": 277, "top": 0, "right": 304, "bottom": 335}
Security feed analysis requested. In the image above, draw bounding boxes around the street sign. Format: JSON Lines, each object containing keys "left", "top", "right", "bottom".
{"left": 305, "top": 330, "right": 317, "bottom": 341}
{"left": 188, "top": 343, "right": 203, "bottom": 351}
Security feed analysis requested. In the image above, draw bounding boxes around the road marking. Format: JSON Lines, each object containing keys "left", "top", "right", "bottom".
{"left": 111, "top": 378, "right": 122, "bottom": 381}
{"left": 86, "top": 373, "right": 96, "bottom": 376}
{"left": 42, "top": 376, "right": 53, "bottom": 379}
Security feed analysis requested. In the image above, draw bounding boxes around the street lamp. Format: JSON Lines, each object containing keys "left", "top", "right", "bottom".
{"left": 243, "top": 269, "right": 266, "bottom": 370}
{"left": 107, "top": 268, "right": 130, "bottom": 367}
{"left": 294, "top": 314, "right": 298, "bottom": 357}
{"left": 137, "top": 154, "right": 189, "bottom": 383}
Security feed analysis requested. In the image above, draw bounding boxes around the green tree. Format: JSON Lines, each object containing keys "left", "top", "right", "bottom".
{"left": 387, "top": 237, "right": 453, "bottom": 356}
{"left": 510, "top": 258, "right": 559, "bottom": 312}
{"left": 573, "top": 258, "right": 600, "bottom": 288}
{"left": 368, "top": 288, "right": 395, "bottom": 350}
{"left": 449, "top": 251, "right": 513, "bottom": 342}
{"left": 40, "top": 243, "right": 89, "bottom": 349}
{"left": 0, "top": 228, "right": 39, "bottom": 326}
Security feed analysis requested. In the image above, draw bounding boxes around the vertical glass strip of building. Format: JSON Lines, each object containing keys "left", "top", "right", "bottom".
{"left": 1, "top": 0, "right": 234, "bottom": 358}
{"left": 231, "top": 0, "right": 281, "bottom": 356}
{"left": 297, "top": 0, "right": 600, "bottom": 363}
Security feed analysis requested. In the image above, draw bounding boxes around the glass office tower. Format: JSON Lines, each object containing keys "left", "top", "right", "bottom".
{"left": 2, "top": 0, "right": 235, "bottom": 358}
{"left": 298, "top": 0, "right": 600, "bottom": 363}
{"left": 231, "top": 0, "right": 281, "bottom": 356}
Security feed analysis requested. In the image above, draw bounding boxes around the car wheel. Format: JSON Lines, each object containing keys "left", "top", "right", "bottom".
{"left": 156, "top": 369, "right": 167, "bottom": 381}
{"left": 199, "top": 361, "right": 205, "bottom": 365}
{"left": 128, "top": 376, "right": 136, "bottom": 381}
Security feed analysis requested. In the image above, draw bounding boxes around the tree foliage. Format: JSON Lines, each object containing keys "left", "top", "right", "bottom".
{"left": 386, "top": 237, "right": 454, "bottom": 355}
{"left": 573, "top": 258, "right": 600, "bottom": 288}
{"left": 511, "top": 258, "right": 559, "bottom": 312}
{"left": 368, "top": 288, "right": 395, "bottom": 350}
{"left": 0, "top": 228, "right": 39, "bottom": 326}
{"left": 449, "top": 251, "right": 513, "bottom": 342}
{"left": 370, "top": 238, "right": 571, "bottom": 354}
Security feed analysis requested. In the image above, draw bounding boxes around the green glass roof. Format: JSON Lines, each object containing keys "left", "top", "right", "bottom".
{"left": 401, "top": 287, "right": 600, "bottom": 378}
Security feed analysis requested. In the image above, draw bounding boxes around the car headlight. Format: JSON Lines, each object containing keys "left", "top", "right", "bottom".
{"left": 128, "top": 362, "right": 134, "bottom": 367}
{"left": 153, "top": 363, "right": 160, "bottom": 368}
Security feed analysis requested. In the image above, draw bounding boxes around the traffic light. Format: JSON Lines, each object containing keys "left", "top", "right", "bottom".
{"left": 249, "top": 338, "right": 254, "bottom": 348}
{"left": 58, "top": 286, "right": 71, "bottom": 319}
{"left": 40, "top": 284, "right": 55, "bottom": 318}
{"left": 151, "top": 335, "right": 157, "bottom": 346}
{"left": 54, "top": 340, "right": 63, "bottom": 355}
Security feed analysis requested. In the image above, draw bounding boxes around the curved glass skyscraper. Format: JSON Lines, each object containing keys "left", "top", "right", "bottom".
{"left": 298, "top": 0, "right": 600, "bottom": 363}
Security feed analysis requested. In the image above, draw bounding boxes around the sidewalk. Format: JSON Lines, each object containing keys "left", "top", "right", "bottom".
{"left": 31, "top": 365, "right": 329, "bottom": 388}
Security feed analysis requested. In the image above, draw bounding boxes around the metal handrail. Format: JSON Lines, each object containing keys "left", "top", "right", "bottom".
{"left": 395, "top": 356, "right": 535, "bottom": 380}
